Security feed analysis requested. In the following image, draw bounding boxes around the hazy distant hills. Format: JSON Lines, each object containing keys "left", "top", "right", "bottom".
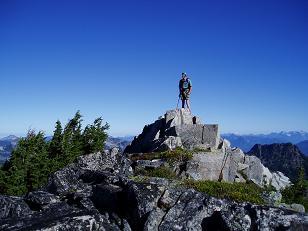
{"left": 0, "top": 135, "right": 20, "bottom": 145}
{"left": 1, "top": 131, "right": 308, "bottom": 164}
{"left": 0, "top": 135, "right": 20, "bottom": 164}
{"left": 0, "top": 135, "right": 133, "bottom": 164}
{"left": 297, "top": 140, "right": 308, "bottom": 156}
{"left": 222, "top": 131, "right": 308, "bottom": 152}
{"left": 104, "top": 136, "right": 133, "bottom": 151}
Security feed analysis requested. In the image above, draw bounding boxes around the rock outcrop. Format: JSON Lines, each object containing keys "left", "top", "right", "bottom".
{"left": 125, "top": 109, "right": 291, "bottom": 191}
{"left": 124, "top": 109, "right": 220, "bottom": 153}
{"left": 1, "top": 150, "right": 307, "bottom": 230}
{"left": 183, "top": 146, "right": 291, "bottom": 191}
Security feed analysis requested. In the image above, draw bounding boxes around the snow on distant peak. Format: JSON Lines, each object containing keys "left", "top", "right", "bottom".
{"left": 0, "top": 135, "right": 19, "bottom": 141}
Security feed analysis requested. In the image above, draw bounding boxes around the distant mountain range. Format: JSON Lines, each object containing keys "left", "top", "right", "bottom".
{"left": 222, "top": 131, "right": 308, "bottom": 153}
{"left": 0, "top": 135, "right": 19, "bottom": 164}
{"left": 297, "top": 140, "right": 308, "bottom": 156}
{"left": 105, "top": 136, "right": 133, "bottom": 151}
{"left": 0, "top": 135, "right": 133, "bottom": 164}
{"left": 1, "top": 131, "right": 308, "bottom": 164}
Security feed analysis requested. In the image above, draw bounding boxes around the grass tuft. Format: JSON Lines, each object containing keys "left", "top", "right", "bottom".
{"left": 134, "top": 166, "right": 177, "bottom": 179}
{"left": 129, "top": 147, "right": 193, "bottom": 162}
{"left": 184, "top": 179, "right": 266, "bottom": 204}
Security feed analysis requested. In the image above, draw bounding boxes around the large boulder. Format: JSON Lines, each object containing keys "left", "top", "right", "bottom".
{"left": 0, "top": 195, "right": 32, "bottom": 219}
{"left": 185, "top": 148, "right": 291, "bottom": 190}
{"left": 165, "top": 109, "right": 202, "bottom": 127}
{"left": 185, "top": 148, "right": 246, "bottom": 182}
{"left": 45, "top": 149, "right": 132, "bottom": 196}
{"left": 24, "top": 191, "right": 60, "bottom": 210}
{"left": 165, "top": 124, "right": 219, "bottom": 149}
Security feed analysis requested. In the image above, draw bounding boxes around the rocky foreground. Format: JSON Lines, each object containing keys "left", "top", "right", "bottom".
{"left": 1, "top": 150, "right": 307, "bottom": 231}
{"left": 1, "top": 109, "right": 308, "bottom": 230}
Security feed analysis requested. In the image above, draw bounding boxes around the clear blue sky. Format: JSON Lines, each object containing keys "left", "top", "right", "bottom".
{"left": 0, "top": 0, "right": 307, "bottom": 137}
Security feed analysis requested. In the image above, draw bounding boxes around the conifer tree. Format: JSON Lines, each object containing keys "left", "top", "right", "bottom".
{"left": 0, "top": 169, "right": 7, "bottom": 194}
{"left": 62, "top": 111, "right": 83, "bottom": 164}
{"left": 49, "top": 120, "right": 63, "bottom": 159}
{"left": 4, "top": 130, "right": 49, "bottom": 195}
{"left": 25, "top": 131, "right": 49, "bottom": 192}
{"left": 0, "top": 111, "right": 110, "bottom": 195}
{"left": 82, "top": 117, "right": 109, "bottom": 154}
{"left": 48, "top": 120, "right": 64, "bottom": 171}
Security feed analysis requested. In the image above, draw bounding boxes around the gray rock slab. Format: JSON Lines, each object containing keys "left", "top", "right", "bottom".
{"left": 166, "top": 124, "right": 219, "bottom": 149}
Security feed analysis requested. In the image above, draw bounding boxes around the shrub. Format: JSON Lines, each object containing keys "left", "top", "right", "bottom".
{"left": 161, "top": 147, "right": 193, "bottom": 161}
{"left": 184, "top": 179, "right": 265, "bottom": 204}
{"left": 281, "top": 167, "right": 308, "bottom": 210}
{"left": 135, "top": 166, "right": 177, "bottom": 179}
{"left": 130, "top": 147, "right": 193, "bottom": 162}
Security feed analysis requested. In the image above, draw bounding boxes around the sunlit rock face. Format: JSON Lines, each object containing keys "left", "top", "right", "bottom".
{"left": 124, "top": 109, "right": 291, "bottom": 191}
{"left": 124, "top": 109, "right": 219, "bottom": 153}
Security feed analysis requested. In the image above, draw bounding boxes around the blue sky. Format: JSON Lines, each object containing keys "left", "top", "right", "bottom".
{"left": 0, "top": 0, "right": 307, "bottom": 137}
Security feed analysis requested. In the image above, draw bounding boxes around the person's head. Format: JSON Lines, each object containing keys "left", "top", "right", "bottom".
{"left": 182, "top": 72, "right": 187, "bottom": 79}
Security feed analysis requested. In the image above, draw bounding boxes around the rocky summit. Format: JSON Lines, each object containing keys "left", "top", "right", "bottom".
{"left": 126, "top": 109, "right": 291, "bottom": 191}
{"left": 125, "top": 109, "right": 219, "bottom": 153}
{"left": 0, "top": 109, "right": 308, "bottom": 230}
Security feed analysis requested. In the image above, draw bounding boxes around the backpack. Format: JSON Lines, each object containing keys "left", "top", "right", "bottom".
{"left": 180, "top": 78, "right": 191, "bottom": 90}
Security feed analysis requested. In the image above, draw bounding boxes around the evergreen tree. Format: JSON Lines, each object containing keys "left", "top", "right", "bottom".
{"left": 49, "top": 120, "right": 63, "bottom": 159}
{"left": 82, "top": 117, "right": 109, "bottom": 154}
{"left": 296, "top": 167, "right": 307, "bottom": 195}
{"left": 0, "top": 111, "right": 110, "bottom": 195}
{"left": 48, "top": 120, "right": 64, "bottom": 171}
{"left": 282, "top": 166, "right": 308, "bottom": 210}
{"left": 4, "top": 130, "right": 49, "bottom": 195}
{"left": 0, "top": 169, "right": 7, "bottom": 194}
{"left": 25, "top": 131, "right": 49, "bottom": 192}
{"left": 62, "top": 111, "right": 83, "bottom": 164}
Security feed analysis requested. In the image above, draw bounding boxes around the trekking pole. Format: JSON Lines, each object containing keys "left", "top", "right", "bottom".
{"left": 176, "top": 95, "right": 180, "bottom": 110}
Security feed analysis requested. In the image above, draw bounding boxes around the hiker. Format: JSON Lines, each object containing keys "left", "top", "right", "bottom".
{"left": 179, "top": 72, "right": 192, "bottom": 112}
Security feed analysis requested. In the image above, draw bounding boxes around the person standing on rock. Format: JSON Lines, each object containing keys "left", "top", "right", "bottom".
{"left": 179, "top": 72, "right": 192, "bottom": 112}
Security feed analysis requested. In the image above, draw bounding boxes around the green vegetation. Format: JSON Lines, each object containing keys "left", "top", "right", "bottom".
{"left": 237, "top": 169, "right": 249, "bottom": 182}
{"left": 133, "top": 166, "right": 266, "bottom": 204}
{"left": 184, "top": 179, "right": 266, "bottom": 204}
{"left": 130, "top": 147, "right": 193, "bottom": 162}
{"left": 130, "top": 147, "right": 308, "bottom": 208}
{"left": 131, "top": 150, "right": 308, "bottom": 207}
{"left": 131, "top": 147, "right": 266, "bottom": 205}
{"left": 135, "top": 166, "right": 177, "bottom": 179}
{"left": 192, "top": 147, "right": 211, "bottom": 152}
{"left": 129, "top": 175, "right": 149, "bottom": 183}
{"left": 282, "top": 167, "right": 308, "bottom": 210}
{"left": 0, "top": 111, "right": 109, "bottom": 196}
